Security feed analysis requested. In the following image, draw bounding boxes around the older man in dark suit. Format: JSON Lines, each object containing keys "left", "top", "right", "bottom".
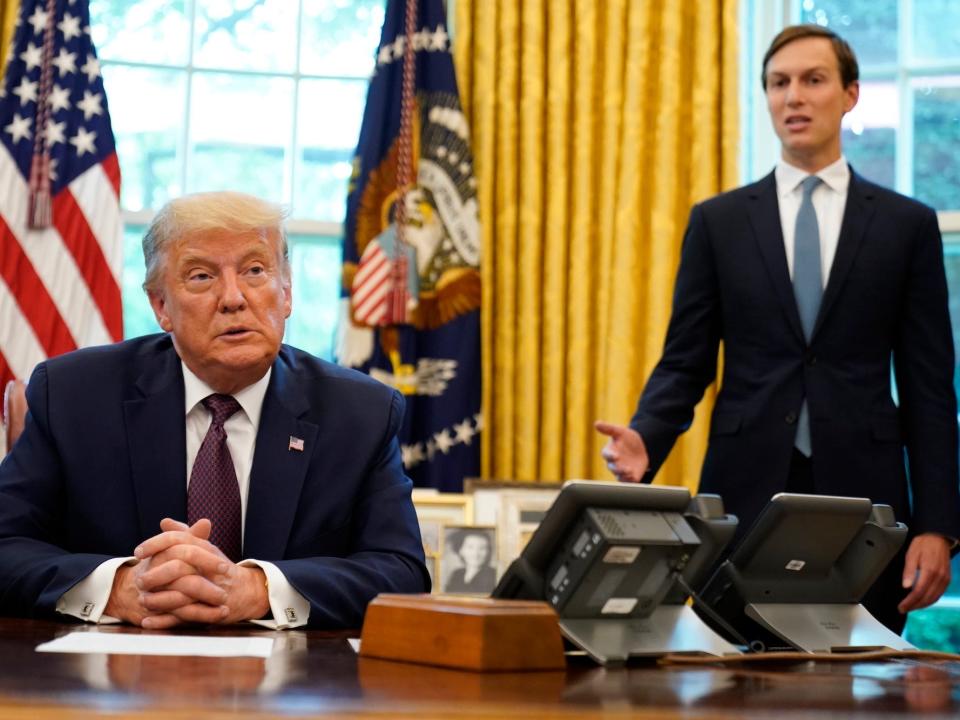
{"left": 597, "top": 25, "right": 960, "bottom": 633}
{"left": 0, "top": 191, "right": 428, "bottom": 629}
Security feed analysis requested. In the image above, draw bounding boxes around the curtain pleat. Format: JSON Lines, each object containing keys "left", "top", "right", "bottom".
{"left": 0, "top": 1, "right": 19, "bottom": 80}
{"left": 455, "top": 0, "right": 739, "bottom": 489}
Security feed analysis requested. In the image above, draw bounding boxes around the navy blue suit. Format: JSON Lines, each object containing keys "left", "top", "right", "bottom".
{"left": 632, "top": 170, "right": 960, "bottom": 629}
{"left": 0, "top": 334, "right": 428, "bottom": 628}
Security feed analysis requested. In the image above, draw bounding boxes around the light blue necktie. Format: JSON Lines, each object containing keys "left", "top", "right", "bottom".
{"left": 793, "top": 175, "right": 822, "bottom": 456}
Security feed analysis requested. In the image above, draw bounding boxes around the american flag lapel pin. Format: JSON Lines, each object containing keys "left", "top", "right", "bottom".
{"left": 288, "top": 436, "right": 305, "bottom": 452}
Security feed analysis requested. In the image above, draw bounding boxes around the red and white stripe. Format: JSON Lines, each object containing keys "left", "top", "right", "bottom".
{"left": 0, "top": 148, "right": 123, "bottom": 389}
{"left": 352, "top": 241, "right": 391, "bottom": 326}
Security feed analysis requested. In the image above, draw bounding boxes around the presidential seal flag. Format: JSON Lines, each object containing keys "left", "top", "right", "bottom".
{"left": 340, "top": 0, "right": 480, "bottom": 491}
{"left": 0, "top": 0, "right": 123, "bottom": 392}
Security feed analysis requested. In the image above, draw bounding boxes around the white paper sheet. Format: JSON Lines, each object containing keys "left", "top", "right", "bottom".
{"left": 36, "top": 631, "right": 274, "bottom": 658}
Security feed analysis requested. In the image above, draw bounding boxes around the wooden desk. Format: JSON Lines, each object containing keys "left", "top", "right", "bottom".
{"left": 0, "top": 618, "right": 958, "bottom": 719}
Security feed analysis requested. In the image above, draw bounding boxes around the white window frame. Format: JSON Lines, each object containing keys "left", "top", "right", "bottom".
{"left": 97, "top": 0, "right": 376, "bottom": 228}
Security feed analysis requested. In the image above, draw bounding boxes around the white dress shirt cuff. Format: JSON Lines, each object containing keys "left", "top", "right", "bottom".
{"left": 240, "top": 559, "right": 310, "bottom": 629}
{"left": 57, "top": 557, "right": 137, "bottom": 624}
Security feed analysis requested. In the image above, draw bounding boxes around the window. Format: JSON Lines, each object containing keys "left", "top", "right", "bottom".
{"left": 799, "top": 0, "right": 960, "bottom": 211}
{"left": 90, "top": 0, "right": 386, "bottom": 359}
{"left": 743, "top": 0, "right": 960, "bottom": 650}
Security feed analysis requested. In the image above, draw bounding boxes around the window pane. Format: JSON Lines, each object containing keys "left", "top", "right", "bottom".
{"left": 102, "top": 65, "right": 186, "bottom": 211}
{"left": 903, "top": 237, "right": 960, "bottom": 647}
{"left": 913, "top": 77, "right": 960, "bottom": 211}
{"left": 187, "top": 72, "right": 294, "bottom": 202}
{"left": 295, "top": 78, "right": 367, "bottom": 221}
{"left": 284, "top": 238, "right": 343, "bottom": 361}
{"left": 799, "top": 0, "right": 898, "bottom": 68}
{"left": 121, "top": 225, "right": 162, "bottom": 339}
{"left": 841, "top": 80, "right": 896, "bottom": 189}
{"left": 904, "top": 600, "right": 960, "bottom": 651}
{"left": 193, "top": 0, "right": 298, "bottom": 72}
{"left": 911, "top": 0, "right": 960, "bottom": 63}
{"left": 942, "top": 238, "right": 960, "bottom": 402}
{"left": 300, "top": 0, "right": 384, "bottom": 78}
{"left": 939, "top": 236, "right": 960, "bottom": 603}
{"left": 90, "top": 0, "right": 190, "bottom": 65}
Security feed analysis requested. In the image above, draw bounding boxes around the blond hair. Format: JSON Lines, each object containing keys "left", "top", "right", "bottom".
{"left": 142, "top": 191, "right": 290, "bottom": 292}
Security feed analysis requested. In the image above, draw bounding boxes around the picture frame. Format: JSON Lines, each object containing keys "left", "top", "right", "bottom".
{"left": 424, "top": 554, "right": 439, "bottom": 592}
{"left": 412, "top": 493, "right": 474, "bottom": 594}
{"left": 464, "top": 481, "right": 562, "bottom": 574}
{"left": 412, "top": 492, "right": 474, "bottom": 526}
{"left": 439, "top": 525, "right": 498, "bottom": 595}
{"left": 462, "top": 478, "right": 564, "bottom": 493}
{"left": 418, "top": 518, "right": 442, "bottom": 558}
{"left": 495, "top": 488, "right": 560, "bottom": 573}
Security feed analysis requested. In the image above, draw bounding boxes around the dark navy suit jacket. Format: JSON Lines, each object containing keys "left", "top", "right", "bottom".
{"left": 632, "top": 170, "right": 960, "bottom": 545}
{"left": 0, "top": 334, "right": 428, "bottom": 628}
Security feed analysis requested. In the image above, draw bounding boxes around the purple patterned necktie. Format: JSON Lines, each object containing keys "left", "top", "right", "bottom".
{"left": 188, "top": 394, "right": 243, "bottom": 561}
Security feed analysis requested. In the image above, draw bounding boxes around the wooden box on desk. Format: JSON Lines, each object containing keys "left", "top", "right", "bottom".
{"left": 359, "top": 594, "right": 566, "bottom": 672}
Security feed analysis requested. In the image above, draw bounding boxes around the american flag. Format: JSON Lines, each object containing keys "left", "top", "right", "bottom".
{"left": 352, "top": 239, "right": 391, "bottom": 326}
{"left": 0, "top": 0, "right": 122, "bottom": 391}
{"left": 351, "top": 226, "right": 414, "bottom": 327}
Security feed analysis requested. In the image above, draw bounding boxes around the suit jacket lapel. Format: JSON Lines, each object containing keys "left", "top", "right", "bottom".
{"left": 812, "top": 170, "right": 876, "bottom": 340}
{"left": 747, "top": 172, "right": 806, "bottom": 343}
{"left": 123, "top": 342, "right": 188, "bottom": 540}
{"left": 244, "top": 351, "right": 319, "bottom": 560}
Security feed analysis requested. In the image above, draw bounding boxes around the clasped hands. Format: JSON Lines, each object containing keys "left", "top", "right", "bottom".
{"left": 104, "top": 518, "right": 269, "bottom": 629}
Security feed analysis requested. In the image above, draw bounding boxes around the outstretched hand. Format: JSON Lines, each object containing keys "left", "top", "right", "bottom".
{"left": 898, "top": 533, "right": 953, "bottom": 614}
{"left": 595, "top": 421, "right": 649, "bottom": 483}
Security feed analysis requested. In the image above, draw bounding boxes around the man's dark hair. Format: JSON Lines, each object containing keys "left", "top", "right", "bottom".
{"left": 762, "top": 24, "right": 859, "bottom": 89}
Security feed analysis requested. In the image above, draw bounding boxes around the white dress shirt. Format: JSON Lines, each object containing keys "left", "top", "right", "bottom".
{"left": 775, "top": 155, "right": 850, "bottom": 286}
{"left": 58, "top": 363, "right": 309, "bottom": 628}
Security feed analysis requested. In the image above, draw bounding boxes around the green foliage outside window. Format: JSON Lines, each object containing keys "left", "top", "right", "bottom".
{"left": 905, "top": 606, "right": 960, "bottom": 652}
{"left": 914, "top": 87, "right": 960, "bottom": 211}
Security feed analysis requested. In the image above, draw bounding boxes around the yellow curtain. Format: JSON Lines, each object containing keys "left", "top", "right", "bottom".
{"left": 454, "top": 0, "right": 739, "bottom": 488}
{"left": 0, "top": 1, "right": 18, "bottom": 80}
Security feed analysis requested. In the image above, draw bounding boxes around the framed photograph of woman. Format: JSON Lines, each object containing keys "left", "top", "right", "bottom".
{"left": 439, "top": 525, "right": 498, "bottom": 595}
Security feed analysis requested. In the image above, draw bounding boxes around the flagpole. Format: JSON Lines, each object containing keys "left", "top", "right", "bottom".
{"left": 28, "top": 0, "right": 58, "bottom": 228}
{"left": 391, "top": 0, "right": 418, "bottom": 325}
